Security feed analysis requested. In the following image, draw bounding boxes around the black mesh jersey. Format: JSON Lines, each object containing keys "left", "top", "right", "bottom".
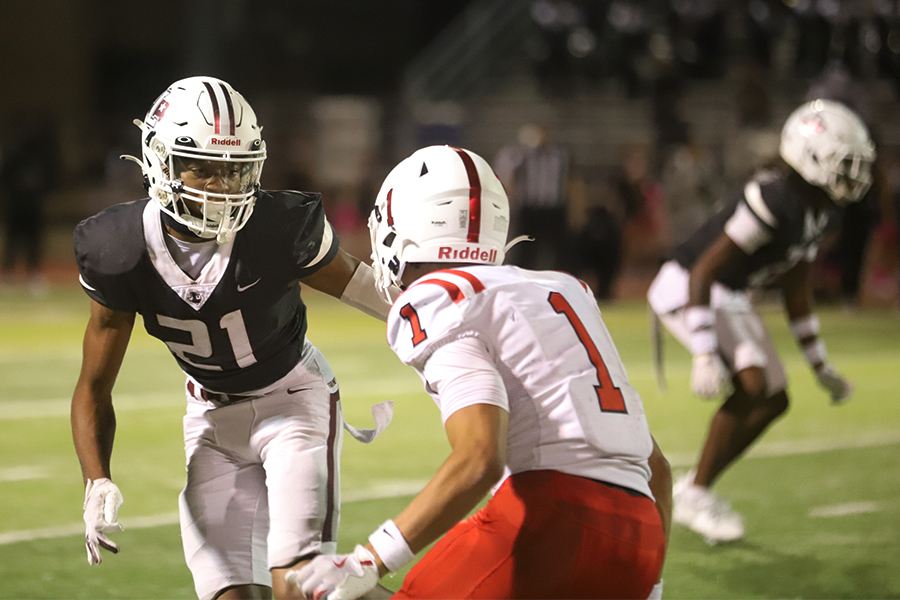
{"left": 73, "top": 191, "right": 340, "bottom": 393}
{"left": 672, "top": 170, "right": 837, "bottom": 290}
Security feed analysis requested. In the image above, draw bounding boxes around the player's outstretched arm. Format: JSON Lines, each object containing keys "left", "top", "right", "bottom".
{"left": 71, "top": 299, "right": 134, "bottom": 564}
{"left": 779, "top": 261, "right": 853, "bottom": 404}
{"left": 686, "top": 234, "right": 747, "bottom": 398}
{"left": 288, "top": 339, "right": 509, "bottom": 600}
{"left": 300, "top": 249, "right": 396, "bottom": 320}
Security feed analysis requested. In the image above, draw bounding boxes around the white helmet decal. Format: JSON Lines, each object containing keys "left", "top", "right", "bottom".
{"left": 368, "top": 146, "right": 510, "bottom": 301}
{"left": 123, "top": 76, "right": 267, "bottom": 244}
{"left": 780, "top": 99, "right": 876, "bottom": 205}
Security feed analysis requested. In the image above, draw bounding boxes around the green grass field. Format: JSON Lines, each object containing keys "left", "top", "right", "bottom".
{"left": 0, "top": 282, "right": 898, "bottom": 599}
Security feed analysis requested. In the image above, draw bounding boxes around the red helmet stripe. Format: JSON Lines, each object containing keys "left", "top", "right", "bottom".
{"left": 202, "top": 81, "right": 222, "bottom": 134}
{"left": 386, "top": 188, "right": 394, "bottom": 227}
{"left": 441, "top": 269, "right": 485, "bottom": 293}
{"left": 452, "top": 147, "right": 482, "bottom": 243}
{"left": 218, "top": 82, "right": 236, "bottom": 136}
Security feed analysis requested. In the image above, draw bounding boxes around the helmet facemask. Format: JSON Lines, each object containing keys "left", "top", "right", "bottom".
{"left": 826, "top": 151, "right": 873, "bottom": 205}
{"left": 158, "top": 149, "right": 265, "bottom": 244}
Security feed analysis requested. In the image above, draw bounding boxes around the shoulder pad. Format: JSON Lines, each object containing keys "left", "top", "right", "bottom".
{"left": 387, "top": 277, "right": 470, "bottom": 368}
{"left": 73, "top": 200, "right": 148, "bottom": 277}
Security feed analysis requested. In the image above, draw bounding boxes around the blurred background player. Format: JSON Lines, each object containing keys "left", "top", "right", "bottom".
{"left": 647, "top": 99, "right": 876, "bottom": 544}
{"left": 71, "top": 76, "right": 394, "bottom": 600}
{"left": 288, "top": 145, "right": 671, "bottom": 600}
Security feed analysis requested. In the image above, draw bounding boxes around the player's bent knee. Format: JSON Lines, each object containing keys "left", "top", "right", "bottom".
{"left": 767, "top": 390, "right": 789, "bottom": 417}
{"left": 736, "top": 366, "right": 767, "bottom": 401}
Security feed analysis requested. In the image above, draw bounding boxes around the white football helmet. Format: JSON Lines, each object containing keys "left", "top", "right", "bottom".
{"left": 369, "top": 146, "right": 510, "bottom": 301}
{"left": 123, "top": 76, "right": 267, "bottom": 243}
{"left": 779, "top": 99, "right": 876, "bottom": 205}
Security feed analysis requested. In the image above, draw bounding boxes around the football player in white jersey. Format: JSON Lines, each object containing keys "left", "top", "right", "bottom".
{"left": 288, "top": 146, "right": 671, "bottom": 600}
{"left": 647, "top": 99, "right": 875, "bottom": 544}
{"left": 72, "top": 77, "right": 395, "bottom": 600}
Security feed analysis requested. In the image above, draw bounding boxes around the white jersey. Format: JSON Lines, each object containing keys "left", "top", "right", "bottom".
{"left": 386, "top": 265, "right": 654, "bottom": 498}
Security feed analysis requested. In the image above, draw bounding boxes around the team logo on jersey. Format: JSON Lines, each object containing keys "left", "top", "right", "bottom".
{"left": 237, "top": 278, "right": 260, "bottom": 292}
{"left": 187, "top": 291, "right": 203, "bottom": 304}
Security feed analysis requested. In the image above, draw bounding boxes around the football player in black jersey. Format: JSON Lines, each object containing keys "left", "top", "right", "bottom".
{"left": 71, "top": 77, "right": 396, "bottom": 600}
{"left": 647, "top": 99, "right": 875, "bottom": 544}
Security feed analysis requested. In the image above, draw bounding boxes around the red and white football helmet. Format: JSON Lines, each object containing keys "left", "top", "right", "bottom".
{"left": 123, "top": 76, "right": 267, "bottom": 243}
{"left": 779, "top": 99, "right": 876, "bottom": 205}
{"left": 368, "top": 146, "right": 511, "bottom": 301}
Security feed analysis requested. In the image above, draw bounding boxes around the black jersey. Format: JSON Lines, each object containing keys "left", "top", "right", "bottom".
{"left": 672, "top": 170, "right": 837, "bottom": 290}
{"left": 73, "top": 191, "right": 339, "bottom": 393}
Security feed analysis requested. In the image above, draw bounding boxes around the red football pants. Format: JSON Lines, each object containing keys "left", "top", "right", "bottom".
{"left": 393, "top": 470, "right": 665, "bottom": 599}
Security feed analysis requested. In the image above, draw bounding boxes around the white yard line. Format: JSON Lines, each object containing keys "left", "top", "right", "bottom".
{"left": 665, "top": 429, "right": 900, "bottom": 468}
{"left": 809, "top": 501, "right": 880, "bottom": 518}
{"left": 0, "top": 378, "right": 423, "bottom": 420}
{"left": 0, "top": 482, "right": 430, "bottom": 546}
{"left": 0, "top": 466, "right": 50, "bottom": 482}
{"left": 3, "top": 431, "right": 899, "bottom": 546}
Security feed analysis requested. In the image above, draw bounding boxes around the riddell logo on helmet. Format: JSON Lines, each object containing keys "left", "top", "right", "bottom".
{"left": 438, "top": 246, "right": 497, "bottom": 262}
{"left": 210, "top": 138, "right": 241, "bottom": 147}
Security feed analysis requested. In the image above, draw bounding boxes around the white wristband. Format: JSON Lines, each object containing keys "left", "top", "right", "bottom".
{"left": 368, "top": 519, "right": 415, "bottom": 573}
{"left": 802, "top": 340, "right": 827, "bottom": 367}
{"left": 685, "top": 306, "right": 717, "bottom": 355}
{"left": 789, "top": 314, "right": 820, "bottom": 340}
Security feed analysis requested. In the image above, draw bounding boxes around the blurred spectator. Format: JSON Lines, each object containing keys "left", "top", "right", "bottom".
{"left": 667, "top": 0, "right": 727, "bottom": 79}
{"left": 602, "top": 0, "right": 655, "bottom": 97}
{"left": 660, "top": 139, "right": 719, "bottom": 247}
{"left": 874, "top": 1, "right": 900, "bottom": 94}
{"left": 530, "top": 0, "right": 586, "bottom": 96}
{"left": 494, "top": 123, "right": 572, "bottom": 272}
{"left": 791, "top": 1, "right": 834, "bottom": 78}
{"left": 652, "top": 70, "right": 691, "bottom": 171}
{"left": 1, "top": 125, "right": 59, "bottom": 294}
{"left": 744, "top": 0, "right": 791, "bottom": 70}
{"left": 620, "top": 145, "right": 668, "bottom": 267}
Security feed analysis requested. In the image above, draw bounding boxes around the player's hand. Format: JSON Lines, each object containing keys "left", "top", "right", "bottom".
{"left": 83, "top": 478, "right": 123, "bottom": 565}
{"left": 691, "top": 353, "right": 728, "bottom": 399}
{"left": 286, "top": 545, "right": 380, "bottom": 600}
{"left": 815, "top": 364, "right": 854, "bottom": 405}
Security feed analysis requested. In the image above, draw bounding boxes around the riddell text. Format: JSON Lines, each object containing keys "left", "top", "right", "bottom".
{"left": 211, "top": 138, "right": 242, "bottom": 147}
{"left": 437, "top": 246, "right": 497, "bottom": 262}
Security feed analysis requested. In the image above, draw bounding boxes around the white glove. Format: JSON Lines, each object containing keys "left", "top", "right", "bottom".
{"left": 83, "top": 478, "right": 123, "bottom": 565}
{"left": 691, "top": 353, "right": 729, "bottom": 399}
{"left": 815, "top": 364, "right": 854, "bottom": 405}
{"left": 647, "top": 580, "right": 664, "bottom": 600}
{"left": 286, "top": 545, "right": 380, "bottom": 600}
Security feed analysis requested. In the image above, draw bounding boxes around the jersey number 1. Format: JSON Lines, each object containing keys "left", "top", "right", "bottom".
{"left": 399, "top": 303, "right": 428, "bottom": 346}
{"left": 548, "top": 292, "right": 627, "bottom": 413}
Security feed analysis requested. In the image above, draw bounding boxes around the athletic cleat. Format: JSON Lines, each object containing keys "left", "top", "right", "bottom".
{"left": 673, "top": 471, "right": 745, "bottom": 544}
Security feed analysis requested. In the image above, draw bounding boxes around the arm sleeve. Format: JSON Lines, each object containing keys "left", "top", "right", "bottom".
{"left": 723, "top": 181, "right": 776, "bottom": 254}
{"left": 283, "top": 192, "right": 340, "bottom": 279}
{"left": 422, "top": 336, "right": 509, "bottom": 424}
{"left": 73, "top": 214, "right": 140, "bottom": 312}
